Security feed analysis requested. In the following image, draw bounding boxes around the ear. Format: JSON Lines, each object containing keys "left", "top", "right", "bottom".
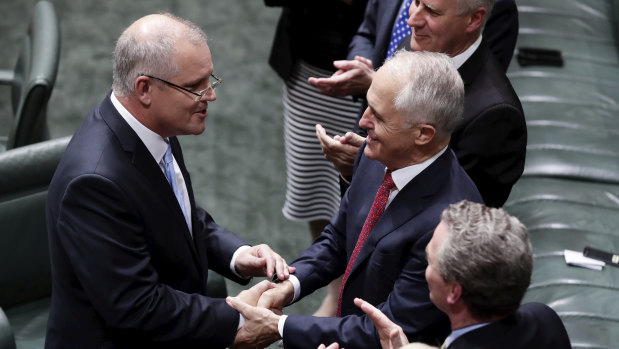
{"left": 134, "top": 75, "right": 153, "bottom": 106}
{"left": 446, "top": 282, "right": 462, "bottom": 305}
{"left": 414, "top": 124, "right": 436, "bottom": 145}
{"left": 465, "top": 7, "right": 486, "bottom": 34}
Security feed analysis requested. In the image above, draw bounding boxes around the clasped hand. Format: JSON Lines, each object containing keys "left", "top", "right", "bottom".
{"left": 227, "top": 280, "right": 295, "bottom": 348}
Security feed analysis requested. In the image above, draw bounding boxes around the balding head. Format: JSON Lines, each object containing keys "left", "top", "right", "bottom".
{"left": 112, "top": 13, "right": 208, "bottom": 97}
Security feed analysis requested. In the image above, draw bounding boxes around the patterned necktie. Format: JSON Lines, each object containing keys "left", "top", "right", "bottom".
{"left": 336, "top": 170, "right": 395, "bottom": 316}
{"left": 387, "top": 0, "right": 413, "bottom": 58}
{"left": 163, "top": 142, "right": 190, "bottom": 227}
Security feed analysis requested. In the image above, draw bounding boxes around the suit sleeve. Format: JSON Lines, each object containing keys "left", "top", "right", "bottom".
{"left": 452, "top": 104, "right": 526, "bottom": 207}
{"left": 54, "top": 174, "right": 239, "bottom": 346}
{"left": 192, "top": 205, "right": 250, "bottom": 284}
{"left": 282, "top": 229, "right": 447, "bottom": 348}
{"left": 347, "top": 0, "right": 379, "bottom": 60}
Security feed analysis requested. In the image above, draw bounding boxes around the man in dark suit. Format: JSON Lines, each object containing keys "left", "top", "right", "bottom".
{"left": 352, "top": 200, "right": 571, "bottom": 349}
{"left": 45, "top": 13, "right": 292, "bottom": 348}
{"left": 225, "top": 51, "right": 483, "bottom": 348}
{"left": 315, "top": 0, "right": 526, "bottom": 208}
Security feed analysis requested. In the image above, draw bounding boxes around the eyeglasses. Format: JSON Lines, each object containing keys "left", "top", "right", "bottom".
{"left": 139, "top": 73, "right": 222, "bottom": 102}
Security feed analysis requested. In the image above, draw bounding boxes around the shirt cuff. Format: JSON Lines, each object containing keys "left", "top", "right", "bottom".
{"left": 230, "top": 245, "right": 251, "bottom": 278}
{"left": 288, "top": 274, "right": 301, "bottom": 303}
{"left": 238, "top": 313, "right": 245, "bottom": 330}
{"left": 278, "top": 314, "right": 288, "bottom": 337}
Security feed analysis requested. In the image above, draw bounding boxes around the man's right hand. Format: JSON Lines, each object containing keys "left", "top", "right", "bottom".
{"left": 308, "top": 56, "right": 375, "bottom": 97}
{"left": 316, "top": 124, "right": 365, "bottom": 177}
{"left": 355, "top": 298, "right": 410, "bottom": 349}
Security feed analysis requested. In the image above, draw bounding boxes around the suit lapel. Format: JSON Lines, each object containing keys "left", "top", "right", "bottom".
{"left": 99, "top": 94, "right": 200, "bottom": 262}
{"left": 347, "top": 149, "right": 454, "bottom": 279}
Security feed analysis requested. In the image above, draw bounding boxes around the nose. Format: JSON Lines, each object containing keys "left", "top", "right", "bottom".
{"left": 200, "top": 88, "right": 216, "bottom": 102}
{"left": 358, "top": 107, "right": 373, "bottom": 129}
{"left": 407, "top": 2, "right": 421, "bottom": 27}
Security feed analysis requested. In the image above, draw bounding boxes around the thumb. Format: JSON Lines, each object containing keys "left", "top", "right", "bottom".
{"left": 251, "top": 280, "right": 275, "bottom": 295}
{"left": 226, "top": 296, "right": 251, "bottom": 316}
{"left": 333, "top": 59, "right": 357, "bottom": 71}
{"left": 345, "top": 132, "right": 366, "bottom": 147}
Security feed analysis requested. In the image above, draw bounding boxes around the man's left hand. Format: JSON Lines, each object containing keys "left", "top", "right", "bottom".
{"left": 235, "top": 244, "right": 295, "bottom": 280}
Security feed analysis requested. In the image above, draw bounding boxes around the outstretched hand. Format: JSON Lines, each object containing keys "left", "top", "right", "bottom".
{"left": 308, "top": 56, "right": 375, "bottom": 97}
{"left": 355, "top": 298, "right": 409, "bottom": 349}
{"left": 234, "top": 244, "right": 295, "bottom": 280}
{"left": 316, "top": 124, "right": 365, "bottom": 177}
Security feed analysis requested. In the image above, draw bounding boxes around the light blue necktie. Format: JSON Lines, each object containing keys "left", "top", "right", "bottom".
{"left": 163, "top": 142, "right": 190, "bottom": 227}
{"left": 386, "top": 0, "right": 413, "bottom": 58}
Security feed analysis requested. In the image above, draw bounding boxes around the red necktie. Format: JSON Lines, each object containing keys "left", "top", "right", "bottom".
{"left": 336, "top": 170, "right": 395, "bottom": 316}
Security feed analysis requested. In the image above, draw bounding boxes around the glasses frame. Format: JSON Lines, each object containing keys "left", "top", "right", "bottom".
{"left": 139, "top": 73, "right": 222, "bottom": 101}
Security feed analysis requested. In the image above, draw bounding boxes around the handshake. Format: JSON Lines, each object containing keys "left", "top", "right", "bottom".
{"left": 226, "top": 279, "right": 295, "bottom": 349}
{"left": 225, "top": 280, "right": 417, "bottom": 349}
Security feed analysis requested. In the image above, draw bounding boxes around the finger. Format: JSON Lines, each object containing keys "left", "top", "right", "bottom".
{"left": 275, "top": 257, "right": 285, "bottom": 279}
{"left": 262, "top": 248, "right": 275, "bottom": 279}
{"left": 287, "top": 265, "right": 296, "bottom": 274}
{"left": 355, "top": 298, "right": 389, "bottom": 325}
{"left": 318, "top": 345, "right": 326, "bottom": 349}
{"left": 333, "top": 59, "right": 360, "bottom": 71}
{"left": 354, "top": 56, "right": 374, "bottom": 68}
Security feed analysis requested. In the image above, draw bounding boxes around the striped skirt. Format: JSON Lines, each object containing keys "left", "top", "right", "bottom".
{"left": 281, "top": 60, "right": 362, "bottom": 222}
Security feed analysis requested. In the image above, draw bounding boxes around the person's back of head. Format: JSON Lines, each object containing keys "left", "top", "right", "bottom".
{"left": 438, "top": 200, "right": 532, "bottom": 321}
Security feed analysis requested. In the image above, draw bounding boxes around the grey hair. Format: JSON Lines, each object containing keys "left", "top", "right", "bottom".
{"left": 437, "top": 200, "right": 533, "bottom": 320}
{"left": 112, "top": 13, "right": 207, "bottom": 97}
{"left": 456, "top": 0, "right": 494, "bottom": 30}
{"left": 382, "top": 51, "right": 464, "bottom": 140}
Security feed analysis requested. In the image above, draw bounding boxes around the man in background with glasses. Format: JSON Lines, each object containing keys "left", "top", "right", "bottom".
{"left": 46, "top": 13, "right": 292, "bottom": 348}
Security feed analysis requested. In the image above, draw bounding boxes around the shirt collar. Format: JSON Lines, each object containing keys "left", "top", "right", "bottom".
{"left": 110, "top": 92, "right": 169, "bottom": 164}
{"left": 445, "top": 322, "right": 490, "bottom": 348}
{"left": 390, "top": 146, "right": 448, "bottom": 190}
{"left": 451, "top": 35, "right": 482, "bottom": 69}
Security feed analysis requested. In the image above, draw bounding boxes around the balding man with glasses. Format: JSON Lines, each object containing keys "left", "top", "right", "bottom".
{"left": 46, "top": 13, "right": 293, "bottom": 349}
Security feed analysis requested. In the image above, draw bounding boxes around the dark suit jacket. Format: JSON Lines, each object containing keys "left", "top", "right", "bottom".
{"left": 348, "top": 0, "right": 518, "bottom": 72}
{"left": 282, "top": 146, "right": 483, "bottom": 348}
{"left": 450, "top": 39, "right": 526, "bottom": 207}
{"left": 45, "top": 93, "right": 249, "bottom": 348}
{"left": 449, "top": 303, "right": 571, "bottom": 348}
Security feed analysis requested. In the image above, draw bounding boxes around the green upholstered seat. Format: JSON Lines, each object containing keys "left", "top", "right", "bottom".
{"left": 503, "top": 0, "right": 619, "bottom": 346}
{"left": 0, "top": 1, "right": 60, "bottom": 151}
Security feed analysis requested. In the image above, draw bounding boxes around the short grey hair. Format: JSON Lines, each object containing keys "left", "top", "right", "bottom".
{"left": 382, "top": 51, "right": 464, "bottom": 140}
{"left": 456, "top": 0, "right": 494, "bottom": 30}
{"left": 112, "top": 13, "right": 207, "bottom": 97}
{"left": 437, "top": 200, "right": 533, "bottom": 320}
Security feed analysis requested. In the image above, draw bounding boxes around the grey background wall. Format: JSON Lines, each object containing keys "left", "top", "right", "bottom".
{"left": 0, "top": 0, "right": 327, "bottom": 322}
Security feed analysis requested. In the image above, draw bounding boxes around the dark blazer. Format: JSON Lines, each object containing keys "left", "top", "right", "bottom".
{"left": 348, "top": 0, "right": 518, "bottom": 72}
{"left": 45, "top": 93, "right": 249, "bottom": 348}
{"left": 282, "top": 145, "right": 483, "bottom": 348}
{"left": 449, "top": 303, "right": 571, "bottom": 348}
{"left": 450, "top": 39, "right": 526, "bottom": 207}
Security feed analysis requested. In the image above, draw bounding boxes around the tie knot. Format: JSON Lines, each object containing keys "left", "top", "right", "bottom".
{"left": 163, "top": 143, "right": 174, "bottom": 166}
{"left": 383, "top": 170, "right": 395, "bottom": 191}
